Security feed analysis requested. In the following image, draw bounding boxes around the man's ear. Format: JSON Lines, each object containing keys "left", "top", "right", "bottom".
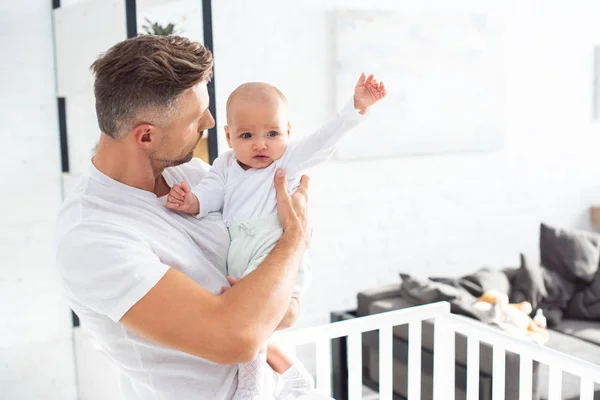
{"left": 287, "top": 122, "right": 291, "bottom": 137}
{"left": 224, "top": 125, "right": 233, "bottom": 148}
{"left": 132, "top": 123, "right": 156, "bottom": 147}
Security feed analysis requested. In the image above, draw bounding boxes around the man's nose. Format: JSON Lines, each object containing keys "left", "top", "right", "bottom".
{"left": 200, "top": 111, "right": 215, "bottom": 132}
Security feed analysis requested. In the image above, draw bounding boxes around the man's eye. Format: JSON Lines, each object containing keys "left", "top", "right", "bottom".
{"left": 241, "top": 133, "right": 252, "bottom": 139}
{"left": 267, "top": 131, "right": 279, "bottom": 137}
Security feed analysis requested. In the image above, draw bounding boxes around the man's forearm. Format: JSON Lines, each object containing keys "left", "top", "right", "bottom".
{"left": 277, "top": 297, "right": 300, "bottom": 330}
{"left": 219, "top": 229, "right": 305, "bottom": 347}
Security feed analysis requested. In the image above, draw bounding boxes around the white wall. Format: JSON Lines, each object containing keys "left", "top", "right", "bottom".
{"left": 0, "top": 0, "right": 77, "bottom": 399}
{"left": 211, "top": 0, "right": 600, "bottom": 332}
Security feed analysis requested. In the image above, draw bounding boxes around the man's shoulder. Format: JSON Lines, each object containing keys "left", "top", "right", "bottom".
{"left": 54, "top": 175, "right": 145, "bottom": 252}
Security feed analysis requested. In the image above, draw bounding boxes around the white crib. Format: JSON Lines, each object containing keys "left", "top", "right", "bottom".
{"left": 275, "top": 302, "right": 600, "bottom": 400}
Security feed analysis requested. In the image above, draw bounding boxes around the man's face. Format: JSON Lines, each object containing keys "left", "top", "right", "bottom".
{"left": 225, "top": 98, "right": 290, "bottom": 170}
{"left": 151, "top": 82, "right": 214, "bottom": 168}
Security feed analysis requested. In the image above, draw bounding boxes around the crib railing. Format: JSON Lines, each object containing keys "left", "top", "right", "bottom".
{"left": 274, "top": 302, "right": 600, "bottom": 400}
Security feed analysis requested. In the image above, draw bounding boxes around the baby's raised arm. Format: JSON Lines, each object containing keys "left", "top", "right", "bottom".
{"left": 282, "top": 73, "right": 386, "bottom": 174}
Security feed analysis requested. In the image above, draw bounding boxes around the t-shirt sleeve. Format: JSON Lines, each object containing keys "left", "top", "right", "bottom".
{"left": 55, "top": 223, "right": 169, "bottom": 322}
{"left": 190, "top": 153, "right": 229, "bottom": 219}
{"left": 280, "top": 98, "right": 366, "bottom": 175}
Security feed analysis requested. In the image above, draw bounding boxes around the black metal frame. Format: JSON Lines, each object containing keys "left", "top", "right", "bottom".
{"left": 202, "top": 0, "right": 219, "bottom": 164}
{"left": 125, "top": 0, "right": 137, "bottom": 38}
{"left": 57, "top": 97, "right": 69, "bottom": 173}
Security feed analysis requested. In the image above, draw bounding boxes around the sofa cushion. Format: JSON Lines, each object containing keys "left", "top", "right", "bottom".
{"left": 554, "top": 319, "right": 600, "bottom": 346}
{"left": 356, "top": 283, "right": 403, "bottom": 318}
{"left": 566, "top": 268, "right": 600, "bottom": 320}
{"left": 540, "top": 223, "right": 600, "bottom": 284}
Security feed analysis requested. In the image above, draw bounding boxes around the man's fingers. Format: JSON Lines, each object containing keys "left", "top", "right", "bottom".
{"left": 365, "top": 73, "right": 374, "bottom": 85}
{"left": 220, "top": 286, "right": 230, "bottom": 294}
{"left": 295, "top": 174, "right": 310, "bottom": 196}
{"left": 274, "top": 168, "right": 290, "bottom": 204}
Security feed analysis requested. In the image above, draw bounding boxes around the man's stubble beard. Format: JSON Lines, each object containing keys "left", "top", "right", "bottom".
{"left": 152, "top": 131, "right": 203, "bottom": 170}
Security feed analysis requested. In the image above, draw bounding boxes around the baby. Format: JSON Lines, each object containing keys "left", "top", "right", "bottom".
{"left": 167, "top": 73, "right": 386, "bottom": 399}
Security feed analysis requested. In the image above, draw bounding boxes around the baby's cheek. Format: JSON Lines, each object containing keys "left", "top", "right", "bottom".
{"left": 272, "top": 141, "right": 289, "bottom": 159}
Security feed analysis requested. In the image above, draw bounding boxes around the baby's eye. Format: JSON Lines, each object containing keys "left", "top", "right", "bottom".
{"left": 240, "top": 132, "right": 252, "bottom": 139}
{"left": 267, "top": 131, "right": 279, "bottom": 137}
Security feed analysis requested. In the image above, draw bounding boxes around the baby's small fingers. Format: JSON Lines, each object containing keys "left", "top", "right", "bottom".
{"left": 166, "top": 199, "right": 181, "bottom": 210}
{"left": 170, "top": 191, "right": 185, "bottom": 202}
{"left": 172, "top": 186, "right": 186, "bottom": 197}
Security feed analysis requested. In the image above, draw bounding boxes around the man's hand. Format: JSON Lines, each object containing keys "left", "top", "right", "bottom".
{"left": 274, "top": 168, "right": 311, "bottom": 251}
{"left": 354, "top": 72, "right": 387, "bottom": 115}
{"left": 166, "top": 181, "right": 200, "bottom": 214}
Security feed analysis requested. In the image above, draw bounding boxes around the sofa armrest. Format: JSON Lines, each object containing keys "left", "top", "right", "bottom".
{"left": 357, "top": 283, "right": 403, "bottom": 317}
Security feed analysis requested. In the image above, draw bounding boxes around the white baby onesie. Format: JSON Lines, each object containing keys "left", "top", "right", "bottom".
{"left": 191, "top": 99, "right": 365, "bottom": 295}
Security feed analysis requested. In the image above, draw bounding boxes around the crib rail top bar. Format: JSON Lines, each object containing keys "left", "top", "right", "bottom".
{"left": 442, "top": 314, "right": 600, "bottom": 382}
{"left": 275, "top": 302, "right": 450, "bottom": 345}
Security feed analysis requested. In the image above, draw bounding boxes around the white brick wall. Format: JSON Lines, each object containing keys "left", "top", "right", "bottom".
{"left": 0, "top": 0, "right": 77, "bottom": 398}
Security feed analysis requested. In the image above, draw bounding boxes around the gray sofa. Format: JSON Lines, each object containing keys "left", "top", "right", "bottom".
{"left": 331, "top": 223, "right": 600, "bottom": 399}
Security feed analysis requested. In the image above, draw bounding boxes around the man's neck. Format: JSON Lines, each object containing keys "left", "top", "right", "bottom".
{"left": 93, "top": 134, "right": 169, "bottom": 197}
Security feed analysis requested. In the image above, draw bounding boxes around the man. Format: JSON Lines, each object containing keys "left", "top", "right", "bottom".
{"left": 54, "top": 35, "right": 310, "bottom": 399}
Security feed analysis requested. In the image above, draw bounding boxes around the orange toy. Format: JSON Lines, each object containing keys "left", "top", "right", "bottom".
{"left": 474, "top": 290, "right": 549, "bottom": 343}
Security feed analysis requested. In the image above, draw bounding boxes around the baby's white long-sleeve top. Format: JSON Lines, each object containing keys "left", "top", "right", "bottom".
{"left": 191, "top": 99, "right": 365, "bottom": 226}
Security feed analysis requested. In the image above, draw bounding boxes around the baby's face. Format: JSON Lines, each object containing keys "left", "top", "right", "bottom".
{"left": 225, "top": 97, "right": 290, "bottom": 170}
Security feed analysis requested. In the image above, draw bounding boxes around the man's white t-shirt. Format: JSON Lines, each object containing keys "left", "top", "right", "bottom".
{"left": 54, "top": 158, "right": 236, "bottom": 400}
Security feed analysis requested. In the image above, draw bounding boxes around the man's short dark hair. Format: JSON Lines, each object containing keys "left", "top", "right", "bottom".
{"left": 91, "top": 35, "right": 213, "bottom": 139}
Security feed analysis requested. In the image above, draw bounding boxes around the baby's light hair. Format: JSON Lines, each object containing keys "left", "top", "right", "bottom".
{"left": 226, "top": 82, "right": 287, "bottom": 125}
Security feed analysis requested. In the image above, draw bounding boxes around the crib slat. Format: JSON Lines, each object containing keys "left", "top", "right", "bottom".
{"left": 548, "top": 366, "right": 562, "bottom": 400}
{"left": 315, "top": 339, "right": 331, "bottom": 396}
{"left": 407, "top": 322, "right": 422, "bottom": 400}
{"left": 347, "top": 332, "right": 362, "bottom": 400}
{"left": 580, "top": 378, "right": 594, "bottom": 400}
{"left": 379, "top": 326, "right": 393, "bottom": 400}
{"left": 492, "top": 345, "right": 505, "bottom": 400}
{"left": 433, "top": 316, "right": 455, "bottom": 400}
{"left": 466, "top": 336, "right": 480, "bottom": 400}
{"left": 519, "top": 355, "right": 533, "bottom": 400}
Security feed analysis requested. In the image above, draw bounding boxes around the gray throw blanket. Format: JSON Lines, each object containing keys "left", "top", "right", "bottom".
{"left": 399, "top": 255, "right": 574, "bottom": 327}
{"left": 399, "top": 223, "right": 600, "bottom": 326}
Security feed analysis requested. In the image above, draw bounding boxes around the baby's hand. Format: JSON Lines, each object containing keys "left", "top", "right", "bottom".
{"left": 166, "top": 181, "right": 200, "bottom": 215}
{"left": 354, "top": 72, "right": 387, "bottom": 114}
